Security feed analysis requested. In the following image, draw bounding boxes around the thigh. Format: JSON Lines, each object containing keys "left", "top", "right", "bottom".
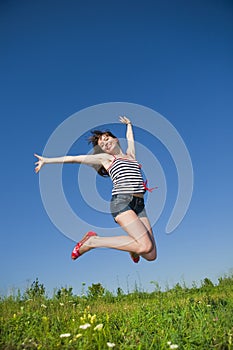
{"left": 115, "top": 210, "right": 156, "bottom": 259}
{"left": 139, "top": 216, "right": 157, "bottom": 253}
{"left": 115, "top": 209, "right": 152, "bottom": 243}
{"left": 139, "top": 216, "right": 153, "bottom": 237}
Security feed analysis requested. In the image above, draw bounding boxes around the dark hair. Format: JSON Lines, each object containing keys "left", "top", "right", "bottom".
{"left": 88, "top": 130, "right": 118, "bottom": 177}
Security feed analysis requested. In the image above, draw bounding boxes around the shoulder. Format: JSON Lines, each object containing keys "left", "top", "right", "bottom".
{"left": 125, "top": 153, "right": 136, "bottom": 160}
{"left": 73, "top": 153, "right": 113, "bottom": 166}
{"left": 99, "top": 153, "right": 114, "bottom": 161}
{"left": 100, "top": 153, "right": 115, "bottom": 169}
{"left": 89, "top": 153, "right": 113, "bottom": 163}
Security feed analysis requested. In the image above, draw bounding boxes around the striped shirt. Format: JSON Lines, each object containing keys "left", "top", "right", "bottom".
{"left": 108, "top": 157, "right": 145, "bottom": 195}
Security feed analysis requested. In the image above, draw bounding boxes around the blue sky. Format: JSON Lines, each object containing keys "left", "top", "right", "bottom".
{"left": 0, "top": 0, "right": 233, "bottom": 296}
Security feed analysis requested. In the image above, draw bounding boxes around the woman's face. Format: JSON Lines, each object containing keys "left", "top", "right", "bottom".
{"left": 98, "top": 134, "right": 118, "bottom": 154}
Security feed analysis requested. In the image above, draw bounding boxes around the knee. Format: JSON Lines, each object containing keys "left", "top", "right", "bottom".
{"left": 137, "top": 243, "right": 157, "bottom": 261}
{"left": 146, "top": 251, "right": 157, "bottom": 261}
{"left": 137, "top": 241, "right": 154, "bottom": 256}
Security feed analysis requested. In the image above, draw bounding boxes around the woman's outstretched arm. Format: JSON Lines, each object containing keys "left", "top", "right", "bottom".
{"left": 119, "top": 116, "right": 135, "bottom": 158}
{"left": 34, "top": 153, "right": 108, "bottom": 173}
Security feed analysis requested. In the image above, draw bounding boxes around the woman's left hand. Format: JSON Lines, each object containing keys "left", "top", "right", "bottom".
{"left": 119, "top": 116, "right": 131, "bottom": 125}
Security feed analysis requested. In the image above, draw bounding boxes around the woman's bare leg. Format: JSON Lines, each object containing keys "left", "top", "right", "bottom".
{"left": 79, "top": 210, "right": 157, "bottom": 261}
{"left": 125, "top": 215, "right": 157, "bottom": 262}
{"left": 138, "top": 216, "right": 157, "bottom": 260}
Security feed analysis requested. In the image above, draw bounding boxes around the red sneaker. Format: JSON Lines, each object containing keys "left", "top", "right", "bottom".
{"left": 71, "top": 231, "right": 97, "bottom": 260}
{"left": 130, "top": 252, "right": 140, "bottom": 263}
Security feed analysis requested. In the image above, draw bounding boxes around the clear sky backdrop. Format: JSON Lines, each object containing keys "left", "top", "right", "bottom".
{"left": 0, "top": 0, "right": 233, "bottom": 296}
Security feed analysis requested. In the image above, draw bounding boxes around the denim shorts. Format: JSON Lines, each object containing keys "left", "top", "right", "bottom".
{"left": 110, "top": 194, "right": 147, "bottom": 221}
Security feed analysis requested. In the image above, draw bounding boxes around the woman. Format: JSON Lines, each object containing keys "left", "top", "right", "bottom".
{"left": 34, "top": 116, "right": 157, "bottom": 263}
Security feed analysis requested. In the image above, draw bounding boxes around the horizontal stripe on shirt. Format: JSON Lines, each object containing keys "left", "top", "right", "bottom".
{"left": 108, "top": 157, "right": 145, "bottom": 195}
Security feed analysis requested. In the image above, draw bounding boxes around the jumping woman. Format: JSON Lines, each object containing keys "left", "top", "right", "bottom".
{"left": 34, "top": 116, "right": 157, "bottom": 263}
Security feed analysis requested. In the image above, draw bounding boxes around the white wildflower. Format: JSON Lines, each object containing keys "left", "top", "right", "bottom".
{"left": 170, "top": 344, "right": 179, "bottom": 349}
{"left": 60, "top": 333, "right": 71, "bottom": 338}
{"left": 107, "top": 342, "right": 116, "bottom": 348}
{"left": 94, "top": 323, "right": 103, "bottom": 331}
{"left": 79, "top": 323, "right": 91, "bottom": 330}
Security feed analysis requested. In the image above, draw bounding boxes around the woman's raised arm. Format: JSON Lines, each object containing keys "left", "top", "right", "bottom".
{"left": 119, "top": 116, "right": 136, "bottom": 159}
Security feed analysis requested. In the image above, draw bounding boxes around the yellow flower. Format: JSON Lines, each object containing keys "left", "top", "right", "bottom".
{"left": 90, "top": 314, "right": 96, "bottom": 323}
{"left": 75, "top": 334, "right": 82, "bottom": 339}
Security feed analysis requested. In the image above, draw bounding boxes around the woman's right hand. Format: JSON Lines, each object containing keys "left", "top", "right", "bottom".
{"left": 34, "top": 154, "right": 45, "bottom": 173}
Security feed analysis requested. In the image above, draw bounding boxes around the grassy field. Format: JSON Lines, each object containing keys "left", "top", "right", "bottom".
{"left": 0, "top": 275, "right": 232, "bottom": 350}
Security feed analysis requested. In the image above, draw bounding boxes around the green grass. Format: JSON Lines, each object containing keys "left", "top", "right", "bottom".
{"left": 0, "top": 276, "right": 233, "bottom": 349}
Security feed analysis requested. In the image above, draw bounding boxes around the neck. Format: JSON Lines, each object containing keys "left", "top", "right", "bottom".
{"left": 112, "top": 145, "right": 124, "bottom": 157}
{"left": 114, "top": 151, "right": 124, "bottom": 157}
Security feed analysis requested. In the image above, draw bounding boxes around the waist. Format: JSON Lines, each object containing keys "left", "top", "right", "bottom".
{"left": 111, "top": 182, "right": 145, "bottom": 197}
{"left": 112, "top": 193, "right": 144, "bottom": 198}
{"left": 132, "top": 193, "right": 144, "bottom": 198}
